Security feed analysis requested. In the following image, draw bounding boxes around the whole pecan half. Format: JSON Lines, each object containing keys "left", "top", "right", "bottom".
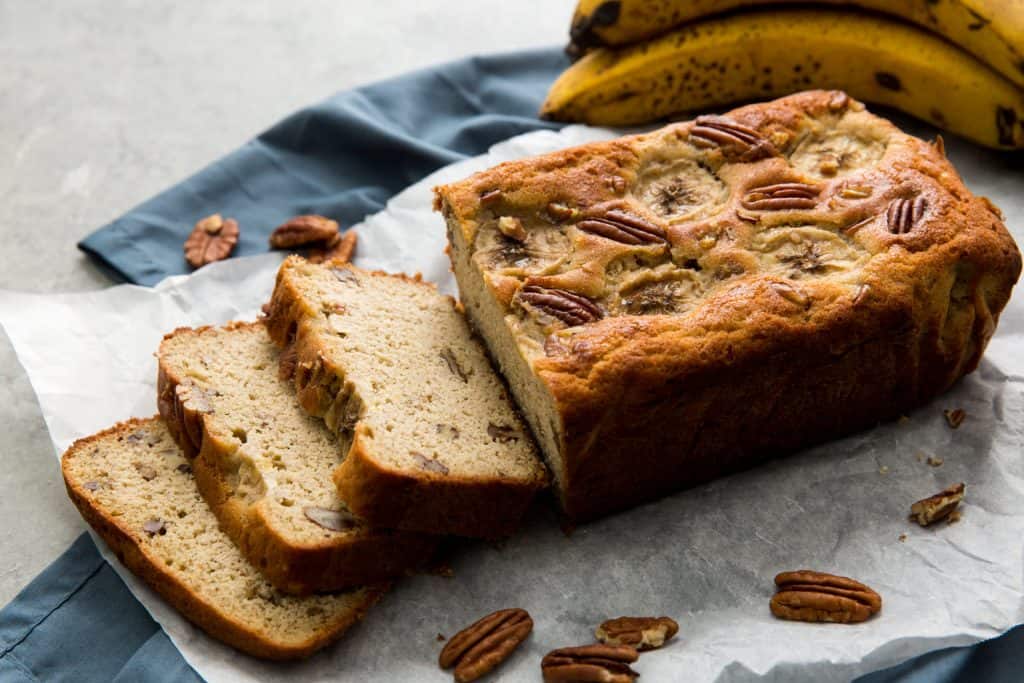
{"left": 690, "top": 116, "right": 777, "bottom": 161}
{"left": 596, "top": 616, "right": 678, "bottom": 651}
{"left": 741, "top": 183, "right": 820, "bottom": 211}
{"left": 541, "top": 644, "right": 639, "bottom": 683}
{"left": 269, "top": 214, "right": 339, "bottom": 249}
{"left": 576, "top": 209, "right": 666, "bottom": 245}
{"left": 308, "top": 230, "right": 357, "bottom": 264}
{"left": 517, "top": 285, "right": 602, "bottom": 327}
{"left": 886, "top": 196, "right": 927, "bottom": 234}
{"left": 184, "top": 214, "right": 239, "bottom": 268}
{"left": 439, "top": 608, "right": 533, "bottom": 683}
{"left": 910, "top": 482, "right": 965, "bottom": 526}
{"left": 770, "top": 570, "right": 882, "bottom": 623}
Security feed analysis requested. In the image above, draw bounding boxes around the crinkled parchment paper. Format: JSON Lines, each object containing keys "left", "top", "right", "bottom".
{"left": 0, "top": 124, "right": 1022, "bottom": 683}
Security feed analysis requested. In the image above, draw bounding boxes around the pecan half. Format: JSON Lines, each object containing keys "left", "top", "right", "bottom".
{"left": 308, "top": 230, "right": 357, "bottom": 264}
{"left": 596, "top": 616, "right": 678, "bottom": 651}
{"left": 439, "top": 608, "right": 533, "bottom": 683}
{"left": 741, "top": 183, "right": 820, "bottom": 211}
{"left": 770, "top": 570, "right": 882, "bottom": 623}
{"left": 517, "top": 285, "right": 602, "bottom": 327}
{"left": 303, "top": 506, "right": 359, "bottom": 532}
{"left": 886, "top": 197, "right": 927, "bottom": 234}
{"left": 910, "top": 482, "right": 965, "bottom": 526}
{"left": 269, "top": 215, "right": 339, "bottom": 249}
{"left": 690, "top": 116, "right": 777, "bottom": 161}
{"left": 576, "top": 209, "right": 666, "bottom": 245}
{"left": 541, "top": 644, "right": 639, "bottom": 683}
{"left": 184, "top": 214, "right": 239, "bottom": 268}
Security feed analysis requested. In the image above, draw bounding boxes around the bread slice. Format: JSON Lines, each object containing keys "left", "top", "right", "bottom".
{"left": 263, "top": 258, "right": 548, "bottom": 538}
{"left": 434, "top": 90, "right": 1021, "bottom": 522}
{"left": 61, "top": 417, "right": 384, "bottom": 660}
{"left": 157, "top": 322, "right": 437, "bottom": 594}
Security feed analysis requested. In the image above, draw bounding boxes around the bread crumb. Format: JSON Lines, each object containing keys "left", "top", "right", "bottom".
{"left": 898, "top": 533, "right": 907, "bottom": 542}
{"left": 898, "top": 416, "right": 911, "bottom": 425}
{"left": 878, "top": 465, "right": 890, "bottom": 475}
{"left": 437, "top": 633, "right": 447, "bottom": 642}
{"left": 943, "top": 408, "right": 966, "bottom": 429}
{"left": 947, "top": 509, "right": 962, "bottom": 524}
{"left": 926, "top": 455, "right": 944, "bottom": 467}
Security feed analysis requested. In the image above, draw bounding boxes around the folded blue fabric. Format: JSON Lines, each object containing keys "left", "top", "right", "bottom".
{"left": 79, "top": 48, "right": 568, "bottom": 286}
{"left": 3, "top": 45, "right": 1012, "bottom": 680}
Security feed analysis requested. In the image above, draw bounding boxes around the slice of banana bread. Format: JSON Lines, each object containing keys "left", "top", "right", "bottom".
{"left": 157, "top": 322, "right": 437, "bottom": 594}
{"left": 434, "top": 90, "right": 1021, "bottom": 522}
{"left": 61, "top": 417, "right": 384, "bottom": 660}
{"left": 263, "top": 258, "right": 548, "bottom": 538}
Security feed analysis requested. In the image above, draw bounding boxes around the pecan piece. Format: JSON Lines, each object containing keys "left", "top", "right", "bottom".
{"left": 596, "top": 616, "right": 678, "bottom": 651}
{"left": 487, "top": 422, "right": 520, "bottom": 444}
{"left": 943, "top": 408, "right": 966, "bottom": 429}
{"left": 498, "top": 216, "right": 528, "bottom": 242}
{"left": 303, "top": 506, "right": 359, "bottom": 532}
{"left": 910, "top": 482, "right": 965, "bottom": 526}
{"left": 133, "top": 462, "right": 158, "bottom": 481}
{"left": 690, "top": 116, "right": 777, "bottom": 161}
{"left": 308, "top": 230, "right": 357, "bottom": 264}
{"left": 741, "top": 183, "right": 820, "bottom": 211}
{"left": 439, "top": 608, "right": 533, "bottom": 683}
{"left": 541, "top": 644, "right": 639, "bottom": 683}
{"left": 269, "top": 215, "right": 339, "bottom": 249}
{"left": 517, "top": 285, "right": 602, "bottom": 327}
{"left": 886, "top": 196, "right": 927, "bottom": 234}
{"left": 184, "top": 214, "right": 239, "bottom": 268}
{"left": 412, "top": 451, "right": 450, "bottom": 475}
{"left": 440, "top": 347, "right": 470, "bottom": 383}
{"left": 770, "top": 570, "right": 882, "bottom": 623}
{"left": 576, "top": 209, "right": 666, "bottom": 245}
{"left": 143, "top": 519, "right": 167, "bottom": 537}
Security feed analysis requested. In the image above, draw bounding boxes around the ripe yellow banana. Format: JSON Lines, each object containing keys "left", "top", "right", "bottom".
{"left": 544, "top": 8, "right": 1024, "bottom": 149}
{"left": 569, "top": 0, "right": 1024, "bottom": 89}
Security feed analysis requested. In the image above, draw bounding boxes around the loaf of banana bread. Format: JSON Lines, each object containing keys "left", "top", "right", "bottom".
{"left": 434, "top": 90, "right": 1021, "bottom": 522}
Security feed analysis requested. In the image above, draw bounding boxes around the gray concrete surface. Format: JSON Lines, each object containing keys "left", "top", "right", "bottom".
{"left": 0, "top": 1, "right": 570, "bottom": 608}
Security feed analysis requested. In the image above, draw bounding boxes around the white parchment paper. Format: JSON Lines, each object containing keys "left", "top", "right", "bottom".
{"left": 1, "top": 123, "right": 1022, "bottom": 683}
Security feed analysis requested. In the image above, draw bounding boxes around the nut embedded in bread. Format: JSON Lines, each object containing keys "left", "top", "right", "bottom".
{"left": 61, "top": 417, "right": 384, "bottom": 660}
{"left": 158, "top": 322, "right": 437, "bottom": 594}
{"left": 434, "top": 90, "right": 1021, "bottom": 523}
{"left": 263, "top": 259, "right": 549, "bottom": 538}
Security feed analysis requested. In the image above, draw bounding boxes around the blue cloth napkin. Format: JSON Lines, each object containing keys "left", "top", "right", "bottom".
{"left": 0, "top": 46, "right": 1016, "bottom": 681}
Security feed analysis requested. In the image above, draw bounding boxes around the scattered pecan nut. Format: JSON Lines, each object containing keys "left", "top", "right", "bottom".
{"left": 269, "top": 215, "right": 339, "bottom": 249}
{"left": 541, "top": 644, "right": 639, "bottom": 683}
{"left": 439, "top": 608, "right": 533, "bottom": 683}
{"left": 943, "top": 408, "right": 966, "bottom": 429}
{"left": 910, "top": 482, "right": 965, "bottom": 526}
{"left": 886, "top": 197, "right": 927, "bottom": 235}
{"left": 770, "top": 570, "right": 882, "bottom": 623}
{"left": 184, "top": 214, "right": 239, "bottom": 268}
{"left": 595, "top": 616, "right": 678, "bottom": 651}
{"left": 308, "top": 230, "right": 358, "bottom": 264}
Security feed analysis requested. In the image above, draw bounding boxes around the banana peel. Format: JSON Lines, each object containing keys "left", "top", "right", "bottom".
{"left": 546, "top": 8, "right": 1024, "bottom": 149}
{"left": 569, "top": 0, "right": 1024, "bottom": 90}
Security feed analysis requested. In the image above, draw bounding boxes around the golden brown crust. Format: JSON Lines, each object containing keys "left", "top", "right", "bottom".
{"left": 263, "top": 258, "right": 547, "bottom": 539}
{"left": 435, "top": 90, "right": 1022, "bottom": 521}
{"left": 157, "top": 322, "right": 438, "bottom": 593}
{"left": 61, "top": 417, "right": 386, "bottom": 660}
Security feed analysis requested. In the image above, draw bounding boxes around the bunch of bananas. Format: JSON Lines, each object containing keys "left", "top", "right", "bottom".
{"left": 542, "top": 0, "right": 1024, "bottom": 148}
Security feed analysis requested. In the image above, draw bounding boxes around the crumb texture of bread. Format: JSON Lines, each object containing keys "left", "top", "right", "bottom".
{"left": 435, "top": 90, "right": 1022, "bottom": 521}
{"left": 157, "top": 322, "right": 437, "bottom": 594}
{"left": 61, "top": 417, "right": 385, "bottom": 660}
{"left": 264, "top": 260, "right": 548, "bottom": 538}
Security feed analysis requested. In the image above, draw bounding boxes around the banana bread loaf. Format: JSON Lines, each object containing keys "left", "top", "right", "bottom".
{"left": 158, "top": 322, "right": 437, "bottom": 594}
{"left": 61, "top": 417, "right": 384, "bottom": 660}
{"left": 263, "top": 259, "right": 548, "bottom": 538}
{"left": 434, "top": 90, "right": 1021, "bottom": 522}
